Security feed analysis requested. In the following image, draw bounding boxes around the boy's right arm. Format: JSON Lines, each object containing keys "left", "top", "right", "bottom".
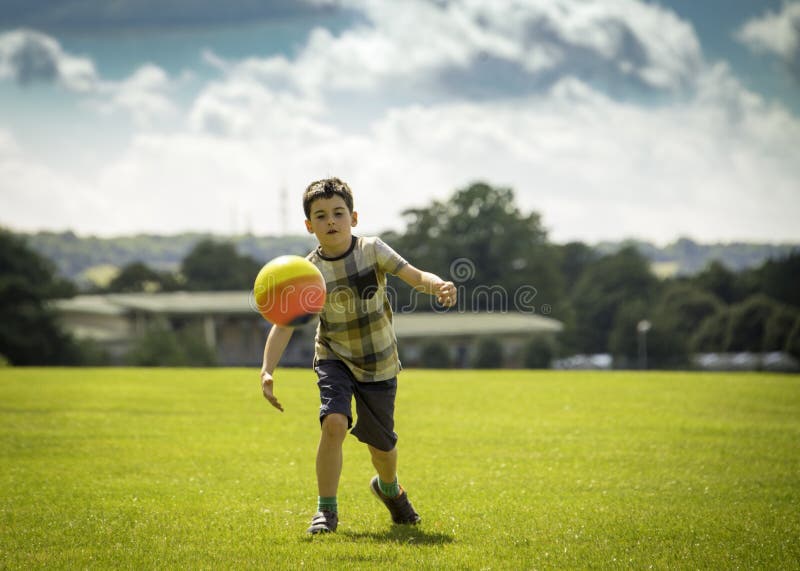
{"left": 260, "top": 325, "right": 295, "bottom": 412}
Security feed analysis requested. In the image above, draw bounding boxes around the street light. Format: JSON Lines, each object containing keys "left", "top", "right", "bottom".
{"left": 637, "top": 319, "right": 652, "bottom": 370}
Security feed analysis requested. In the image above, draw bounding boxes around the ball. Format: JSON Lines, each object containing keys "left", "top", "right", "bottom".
{"left": 253, "top": 255, "right": 326, "bottom": 326}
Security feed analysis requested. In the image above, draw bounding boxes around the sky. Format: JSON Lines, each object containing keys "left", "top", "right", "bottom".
{"left": 1, "top": 0, "right": 799, "bottom": 245}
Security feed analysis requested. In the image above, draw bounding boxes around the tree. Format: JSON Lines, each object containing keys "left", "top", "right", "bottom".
{"left": 569, "top": 247, "right": 659, "bottom": 353}
{"left": 763, "top": 307, "right": 799, "bottom": 352}
{"left": 608, "top": 300, "right": 688, "bottom": 369}
{"left": 556, "top": 242, "right": 598, "bottom": 296}
{"left": 656, "top": 283, "right": 725, "bottom": 337}
{"left": 0, "top": 229, "right": 79, "bottom": 365}
{"left": 181, "top": 240, "right": 262, "bottom": 291}
{"left": 786, "top": 317, "right": 800, "bottom": 360}
{"left": 107, "top": 261, "right": 179, "bottom": 293}
{"left": 691, "top": 311, "right": 731, "bottom": 353}
{"left": 753, "top": 252, "right": 800, "bottom": 308}
{"left": 724, "top": 295, "right": 780, "bottom": 352}
{"left": 691, "top": 261, "right": 745, "bottom": 305}
{"left": 390, "top": 182, "right": 564, "bottom": 314}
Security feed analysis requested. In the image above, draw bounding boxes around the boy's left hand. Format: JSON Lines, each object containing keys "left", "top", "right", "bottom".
{"left": 435, "top": 280, "right": 457, "bottom": 307}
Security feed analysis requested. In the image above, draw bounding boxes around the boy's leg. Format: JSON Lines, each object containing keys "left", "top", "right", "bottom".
{"left": 368, "top": 444, "right": 398, "bottom": 487}
{"left": 317, "top": 413, "right": 349, "bottom": 497}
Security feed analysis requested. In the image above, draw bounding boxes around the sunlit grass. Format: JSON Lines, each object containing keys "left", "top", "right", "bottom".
{"left": 1, "top": 368, "right": 798, "bottom": 569}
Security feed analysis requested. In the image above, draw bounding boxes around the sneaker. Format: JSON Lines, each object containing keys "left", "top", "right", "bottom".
{"left": 306, "top": 510, "right": 338, "bottom": 534}
{"left": 369, "top": 476, "right": 421, "bottom": 525}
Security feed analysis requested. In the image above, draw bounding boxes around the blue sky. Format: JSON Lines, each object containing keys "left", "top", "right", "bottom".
{"left": 1, "top": 0, "right": 798, "bottom": 244}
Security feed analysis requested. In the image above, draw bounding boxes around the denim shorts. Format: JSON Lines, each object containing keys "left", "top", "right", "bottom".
{"left": 314, "top": 359, "right": 398, "bottom": 452}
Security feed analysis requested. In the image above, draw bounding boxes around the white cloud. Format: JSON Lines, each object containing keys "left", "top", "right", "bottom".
{"left": 1, "top": 2, "right": 799, "bottom": 244}
{"left": 95, "top": 64, "right": 176, "bottom": 127}
{"left": 736, "top": 2, "right": 800, "bottom": 59}
{"left": 736, "top": 2, "right": 800, "bottom": 81}
{"left": 224, "top": 0, "right": 703, "bottom": 98}
{"left": 0, "top": 29, "right": 175, "bottom": 125}
{"left": 0, "top": 29, "right": 98, "bottom": 92}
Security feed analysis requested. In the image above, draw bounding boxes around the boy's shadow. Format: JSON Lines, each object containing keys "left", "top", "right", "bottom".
{"left": 341, "top": 526, "right": 454, "bottom": 545}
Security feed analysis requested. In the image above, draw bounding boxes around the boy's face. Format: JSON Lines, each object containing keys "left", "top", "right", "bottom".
{"left": 305, "top": 195, "right": 358, "bottom": 255}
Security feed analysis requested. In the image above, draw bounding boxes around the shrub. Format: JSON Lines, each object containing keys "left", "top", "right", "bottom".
{"left": 419, "top": 341, "right": 451, "bottom": 369}
{"left": 523, "top": 335, "right": 557, "bottom": 369}
{"left": 472, "top": 337, "right": 504, "bottom": 369}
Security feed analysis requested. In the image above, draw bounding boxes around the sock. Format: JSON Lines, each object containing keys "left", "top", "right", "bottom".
{"left": 378, "top": 477, "right": 400, "bottom": 498}
{"left": 318, "top": 496, "right": 337, "bottom": 513}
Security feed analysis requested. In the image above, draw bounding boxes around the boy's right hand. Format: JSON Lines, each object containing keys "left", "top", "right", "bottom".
{"left": 260, "top": 370, "right": 284, "bottom": 412}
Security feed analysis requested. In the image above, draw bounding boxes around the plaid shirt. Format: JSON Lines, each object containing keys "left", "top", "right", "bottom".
{"left": 306, "top": 236, "right": 408, "bottom": 382}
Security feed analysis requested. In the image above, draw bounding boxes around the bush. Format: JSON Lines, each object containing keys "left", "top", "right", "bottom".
{"left": 523, "top": 335, "right": 557, "bottom": 369}
{"left": 419, "top": 341, "right": 451, "bottom": 369}
{"left": 472, "top": 337, "right": 504, "bottom": 369}
{"left": 127, "top": 322, "right": 217, "bottom": 367}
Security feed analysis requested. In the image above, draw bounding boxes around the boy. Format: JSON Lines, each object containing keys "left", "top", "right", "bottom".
{"left": 259, "top": 177, "right": 457, "bottom": 535}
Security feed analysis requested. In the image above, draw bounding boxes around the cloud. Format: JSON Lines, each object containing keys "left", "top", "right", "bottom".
{"left": 220, "top": 0, "right": 703, "bottom": 101}
{"left": 736, "top": 2, "right": 800, "bottom": 81}
{"left": 0, "top": 29, "right": 98, "bottom": 92}
{"left": 95, "top": 64, "right": 176, "bottom": 127}
{"left": 2, "top": 1, "right": 799, "bottom": 244}
{"left": 0, "top": 29, "right": 175, "bottom": 125}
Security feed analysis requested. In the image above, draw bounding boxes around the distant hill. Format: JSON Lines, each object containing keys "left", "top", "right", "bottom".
{"left": 595, "top": 237, "right": 799, "bottom": 276}
{"left": 19, "top": 231, "right": 316, "bottom": 287}
{"left": 16, "top": 231, "right": 799, "bottom": 287}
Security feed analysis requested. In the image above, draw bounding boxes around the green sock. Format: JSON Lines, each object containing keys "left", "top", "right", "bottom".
{"left": 318, "top": 496, "right": 337, "bottom": 513}
{"left": 378, "top": 477, "right": 400, "bottom": 498}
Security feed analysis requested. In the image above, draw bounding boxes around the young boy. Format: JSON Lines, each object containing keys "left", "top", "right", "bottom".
{"left": 259, "top": 177, "right": 457, "bottom": 535}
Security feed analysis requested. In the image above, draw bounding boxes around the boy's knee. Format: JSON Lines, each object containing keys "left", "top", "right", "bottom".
{"left": 321, "top": 413, "right": 348, "bottom": 440}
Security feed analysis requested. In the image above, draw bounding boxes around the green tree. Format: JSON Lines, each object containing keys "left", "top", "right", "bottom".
{"left": 763, "top": 307, "right": 799, "bottom": 352}
{"left": 724, "top": 295, "right": 780, "bottom": 352}
{"left": 691, "top": 311, "right": 731, "bottom": 352}
{"left": 390, "top": 182, "right": 563, "bottom": 313}
{"left": 556, "top": 242, "right": 598, "bottom": 296}
{"left": 0, "top": 229, "right": 80, "bottom": 365}
{"left": 181, "top": 240, "right": 262, "bottom": 291}
{"left": 656, "top": 283, "right": 725, "bottom": 337}
{"left": 786, "top": 317, "right": 800, "bottom": 360}
{"left": 107, "top": 261, "right": 180, "bottom": 293}
{"left": 608, "top": 300, "right": 688, "bottom": 369}
{"left": 570, "top": 247, "right": 659, "bottom": 353}
{"left": 691, "top": 261, "right": 745, "bottom": 305}
{"left": 752, "top": 252, "right": 800, "bottom": 308}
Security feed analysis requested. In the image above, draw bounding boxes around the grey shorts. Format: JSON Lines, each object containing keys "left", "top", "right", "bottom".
{"left": 314, "top": 359, "right": 398, "bottom": 452}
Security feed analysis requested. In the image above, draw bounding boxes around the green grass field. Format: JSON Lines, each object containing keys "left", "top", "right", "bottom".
{"left": 1, "top": 368, "right": 799, "bottom": 570}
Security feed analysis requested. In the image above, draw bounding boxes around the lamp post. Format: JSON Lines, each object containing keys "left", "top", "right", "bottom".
{"left": 637, "top": 319, "right": 652, "bottom": 370}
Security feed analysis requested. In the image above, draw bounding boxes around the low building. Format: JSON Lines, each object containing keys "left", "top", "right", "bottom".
{"left": 54, "top": 292, "right": 562, "bottom": 368}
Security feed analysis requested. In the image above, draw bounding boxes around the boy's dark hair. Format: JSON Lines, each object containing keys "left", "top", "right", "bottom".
{"left": 302, "top": 177, "right": 354, "bottom": 219}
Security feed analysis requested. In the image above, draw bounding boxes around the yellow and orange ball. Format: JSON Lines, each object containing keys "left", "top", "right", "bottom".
{"left": 253, "top": 255, "right": 326, "bottom": 326}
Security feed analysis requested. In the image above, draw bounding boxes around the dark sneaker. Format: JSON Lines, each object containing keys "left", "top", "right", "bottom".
{"left": 369, "top": 476, "right": 421, "bottom": 525}
{"left": 306, "top": 510, "right": 338, "bottom": 534}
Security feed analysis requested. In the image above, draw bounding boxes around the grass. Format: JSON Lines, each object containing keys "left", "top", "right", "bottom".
{"left": 1, "top": 368, "right": 799, "bottom": 570}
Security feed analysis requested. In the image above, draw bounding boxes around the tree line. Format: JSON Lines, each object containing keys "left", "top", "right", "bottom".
{"left": 1, "top": 182, "right": 798, "bottom": 367}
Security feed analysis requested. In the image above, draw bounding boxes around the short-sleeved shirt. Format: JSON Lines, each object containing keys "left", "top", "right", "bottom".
{"left": 306, "top": 235, "right": 408, "bottom": 382}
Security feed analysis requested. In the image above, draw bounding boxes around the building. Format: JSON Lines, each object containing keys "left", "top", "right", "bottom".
{"left": 54, "top": 292, "right": 562, "bottom": 368}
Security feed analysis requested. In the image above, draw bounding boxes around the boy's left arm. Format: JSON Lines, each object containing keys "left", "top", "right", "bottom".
{"left": 396, "top": 264, "right": 457, "bottom": 307}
